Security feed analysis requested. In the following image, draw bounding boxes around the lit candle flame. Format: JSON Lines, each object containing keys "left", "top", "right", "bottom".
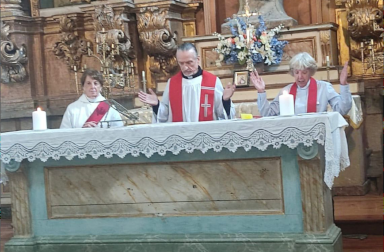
{"left": 283, "top": 90, "right": 288, "bottom": 95}
{"left": 37, "top": 107, "right": 42, "bottom": 111}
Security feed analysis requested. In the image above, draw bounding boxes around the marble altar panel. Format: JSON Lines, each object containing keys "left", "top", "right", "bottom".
{"left": 46, "top": 159, "right": 284, "bottom": 218}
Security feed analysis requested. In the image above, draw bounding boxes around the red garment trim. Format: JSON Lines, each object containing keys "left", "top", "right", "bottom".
{"left": 289, "top": 77, "right": 317, "bottom": 113}
{"left": 85, "top": 101, "right": 110, "bottom": 123}
{"left": 169, "top": 71, "right": 217, "bottom": 122}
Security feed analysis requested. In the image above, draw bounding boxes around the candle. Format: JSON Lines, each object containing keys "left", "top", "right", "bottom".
{"left": 360, "top": 42, "right": 364, "bottom": 48}
{"left": 32, "top": 107, "right": 47, "bottom": 130}
{"left": 326, "top": 56, "right": 330, "bottom": 67}
{"left": 279, "top": 90, "right": 294, "bottom": 116}
{"left": 142, "top": 71, "right": 146, "bottom": 93}
{"left": 370, "top": 39, "right": 374, "bottom": 45}
{"left": 246, "top": 27, "right": 250, "bottom": 43}
{"left": 73, "top": 65, "right": 77, "bottom": 71}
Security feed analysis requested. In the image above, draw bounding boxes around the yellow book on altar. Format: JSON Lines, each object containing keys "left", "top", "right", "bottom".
{"left": 240, "top": 114, "right": 253, "bottom": 120}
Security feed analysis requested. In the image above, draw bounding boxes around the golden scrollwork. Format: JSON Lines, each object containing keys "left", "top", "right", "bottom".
{"left": 52, "top": 16, "right": 88, "bottom": 71}
{"left": 85, "top": 4, "right": 136, "bottom": 98}
{"left": 0, "top": 21, "right": 28, "bottom": 83}
{"left": 93, "top": 5, "right": 133, "bottom": 61}
{"left": 137, "top": 7, "right": 178, "bottom": 77}
{"left": 346, "top": 0, "right": 383, "bottom": 39}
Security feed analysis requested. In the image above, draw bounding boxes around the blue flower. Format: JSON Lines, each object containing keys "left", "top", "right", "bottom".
{"left": 213, "top": 15, "right": 288, "bottom": 66}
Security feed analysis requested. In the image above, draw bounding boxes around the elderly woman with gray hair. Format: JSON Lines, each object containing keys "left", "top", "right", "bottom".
{"left": 251, "top": 52, "right": 352, "bottom": 116}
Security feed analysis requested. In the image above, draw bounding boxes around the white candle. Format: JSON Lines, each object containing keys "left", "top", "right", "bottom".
{"left": 32, "top": 107, "right": 47, "bottom": 130}
{"left": 279, "top": 90, "right": 294, "bottom": 116}
{"left": 142, "top": 71, "right": 146, "bottom": 93}
{"left": 326, "top": 56, "right": 330, "bottom": 67}
{"left": 246, "top": 28, "right": 250, "bottom": 43}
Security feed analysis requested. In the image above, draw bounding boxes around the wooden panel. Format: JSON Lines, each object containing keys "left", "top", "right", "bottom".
{"left": 45, "top": 159, "right": 284, "bottom": 218}
{"left": 8, "top": 166, "right": 32, "bottom": 236}
{"left": 281, "top": 37, "right": 317, "bottom": 64}
{"left": 299, "top": 157, "right": 333, "bottom": 232}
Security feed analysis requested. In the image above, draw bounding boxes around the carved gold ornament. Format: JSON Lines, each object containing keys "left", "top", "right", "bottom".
{"left": 0, "top": 21, "right": 28, "bottom": 83}
{"left": 137, "top": 7, "right": 178, "bottom": 77}
{"left": 87, "top": 4, "right": 136, "bottom": 98}
{"left": 346, "top": 0, "right": 383, "bottom": 39}
{"left": 52, "top": 16, "right": 88, "bottom": 71}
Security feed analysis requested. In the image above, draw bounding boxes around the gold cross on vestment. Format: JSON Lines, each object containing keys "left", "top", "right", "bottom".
{"left": 201, "top": 94, "right": 211, "bottom": 117}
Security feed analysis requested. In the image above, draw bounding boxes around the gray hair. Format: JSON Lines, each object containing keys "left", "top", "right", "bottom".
{"left": 289, "top": 52, "right": 317, "bottom": 76}
{"left": 177, "top": 43, "right": 198, "bottom": 58}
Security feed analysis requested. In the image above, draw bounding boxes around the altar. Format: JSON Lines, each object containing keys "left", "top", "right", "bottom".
{"left": 1, "top": 112, "right": 349, "bottom": 252}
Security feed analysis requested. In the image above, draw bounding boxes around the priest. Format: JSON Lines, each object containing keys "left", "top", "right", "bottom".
{"left": 251, "top": 52, "right": 352, "bottom": 116}
{"left": 60, "top": 69, "right": 124, "bottom": 128}
{"left": 138, "top": 43, "right": 236, "bottom": 123}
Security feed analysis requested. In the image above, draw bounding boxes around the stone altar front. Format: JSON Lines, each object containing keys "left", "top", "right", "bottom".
{"left": 1, "top": 113, "right": 349, "bottom": 252}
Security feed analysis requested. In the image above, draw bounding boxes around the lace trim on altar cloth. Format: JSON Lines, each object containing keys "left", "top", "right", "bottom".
{"left": 0, "top": 122, "right": 347, "bottom": 189}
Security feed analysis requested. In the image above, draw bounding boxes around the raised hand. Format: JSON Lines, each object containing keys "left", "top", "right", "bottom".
{"left": 250, "top": 69, "right": 265, "bottom": 92}
{"left": 83, "top": 121, "right": 98, "bottom": 128}
{"left": 223, "top": 82, "right": 236, "bottom": 101}
{"left": 138, "top": 88, "right": 159, "bottom": 106}
{"left": 339, "top": 61, "right": 349, "bottom": 85}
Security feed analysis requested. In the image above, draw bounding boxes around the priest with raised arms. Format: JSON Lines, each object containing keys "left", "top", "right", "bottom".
{"left": 250, "top": 52, "right": 352, "bottom": 116}
{"left": 138, "top": 43, "right": 236, "bottom": 122}
{"left": 60, "top": 69, "right": 124, "bottom": 128}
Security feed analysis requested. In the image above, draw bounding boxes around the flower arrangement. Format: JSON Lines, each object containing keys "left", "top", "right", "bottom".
{"left": 213, "top": 16, "right": 288, "bottom": 67}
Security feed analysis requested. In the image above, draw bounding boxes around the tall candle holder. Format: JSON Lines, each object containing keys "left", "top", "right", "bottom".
{"left": 360, "top": 39, "right": 383, "bottom": 75}
{"left": 326, "top": 56, "right": 330, "bottom": 82}
{"left": 141, "top": 72, "right": 149, "bottom": 109}
{"left": 71, "top": 28, "right": 136, "bottom": 99}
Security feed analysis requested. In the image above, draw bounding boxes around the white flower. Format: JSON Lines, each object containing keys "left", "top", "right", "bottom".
{"left": 238, "top": 51, "right": 246, "bottom": 60}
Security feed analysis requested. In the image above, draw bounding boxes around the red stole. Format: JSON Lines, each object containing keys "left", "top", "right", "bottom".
{"left": 289, "top": 77, "right": 317, "bottom": 113}
{"left": 85, "top": 101, "right": 110, "bottom": 123}
{"left": 169, "top": 71, "right": 216, "bottom": 122}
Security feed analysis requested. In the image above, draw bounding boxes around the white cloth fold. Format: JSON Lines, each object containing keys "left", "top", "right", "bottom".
{"left": 1, "top": 112, "right": 349, "bottom": 189}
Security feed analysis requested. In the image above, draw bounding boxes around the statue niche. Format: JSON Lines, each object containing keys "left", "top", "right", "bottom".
{"left": 222, "top": 0, "right": 297, "bottom": 33}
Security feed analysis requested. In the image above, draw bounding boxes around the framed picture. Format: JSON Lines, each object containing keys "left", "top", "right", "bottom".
{"left": 233, "top": 71, "right": 249, "bottom": 87}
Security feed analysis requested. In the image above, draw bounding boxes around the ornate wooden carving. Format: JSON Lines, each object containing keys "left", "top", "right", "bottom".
{"left": 137, "top": 7, "right": 178, "bottom": 78}
{"left": 0, "top": 21, "right": 28, "bottom": 83}
{"left": 346, "top": 0, "right": 383, "bottom": 39}
{"left": 52, "top": 16, "right": 88, "bottom": 70}
{"left": 30, "top": 0, "right": 40, "bottom": 17}
{"left": 93, "top": 4, "right": 133, "bottom": 61}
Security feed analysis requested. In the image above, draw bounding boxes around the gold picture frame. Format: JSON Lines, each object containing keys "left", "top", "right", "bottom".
{"left": 233, "top": 71, "right": 249, "bottom": 87}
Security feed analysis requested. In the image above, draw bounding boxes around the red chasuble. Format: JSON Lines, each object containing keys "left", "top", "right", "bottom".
{"left": 289, "top": 77, "right": 318, "bottom": 113}
{"left": 169, "top": 71, "right": 217, "bottom": 122}
{"left": 85, "top": 101, "right": 110, "bottom": 124}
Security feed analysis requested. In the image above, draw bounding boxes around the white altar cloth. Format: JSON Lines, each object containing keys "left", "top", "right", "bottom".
{"left": 1, "top": 112, "right": 349, "bottom": 189}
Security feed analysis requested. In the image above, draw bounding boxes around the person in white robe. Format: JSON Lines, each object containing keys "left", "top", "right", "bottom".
{"left": 60, "top": 69, "right": 124, "bottom": 128}
{"left": 138, "top": 43, "right": 236, "bottom": 123}
{"left": 251, "top": 52, "right": 352, "bottom": 116}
